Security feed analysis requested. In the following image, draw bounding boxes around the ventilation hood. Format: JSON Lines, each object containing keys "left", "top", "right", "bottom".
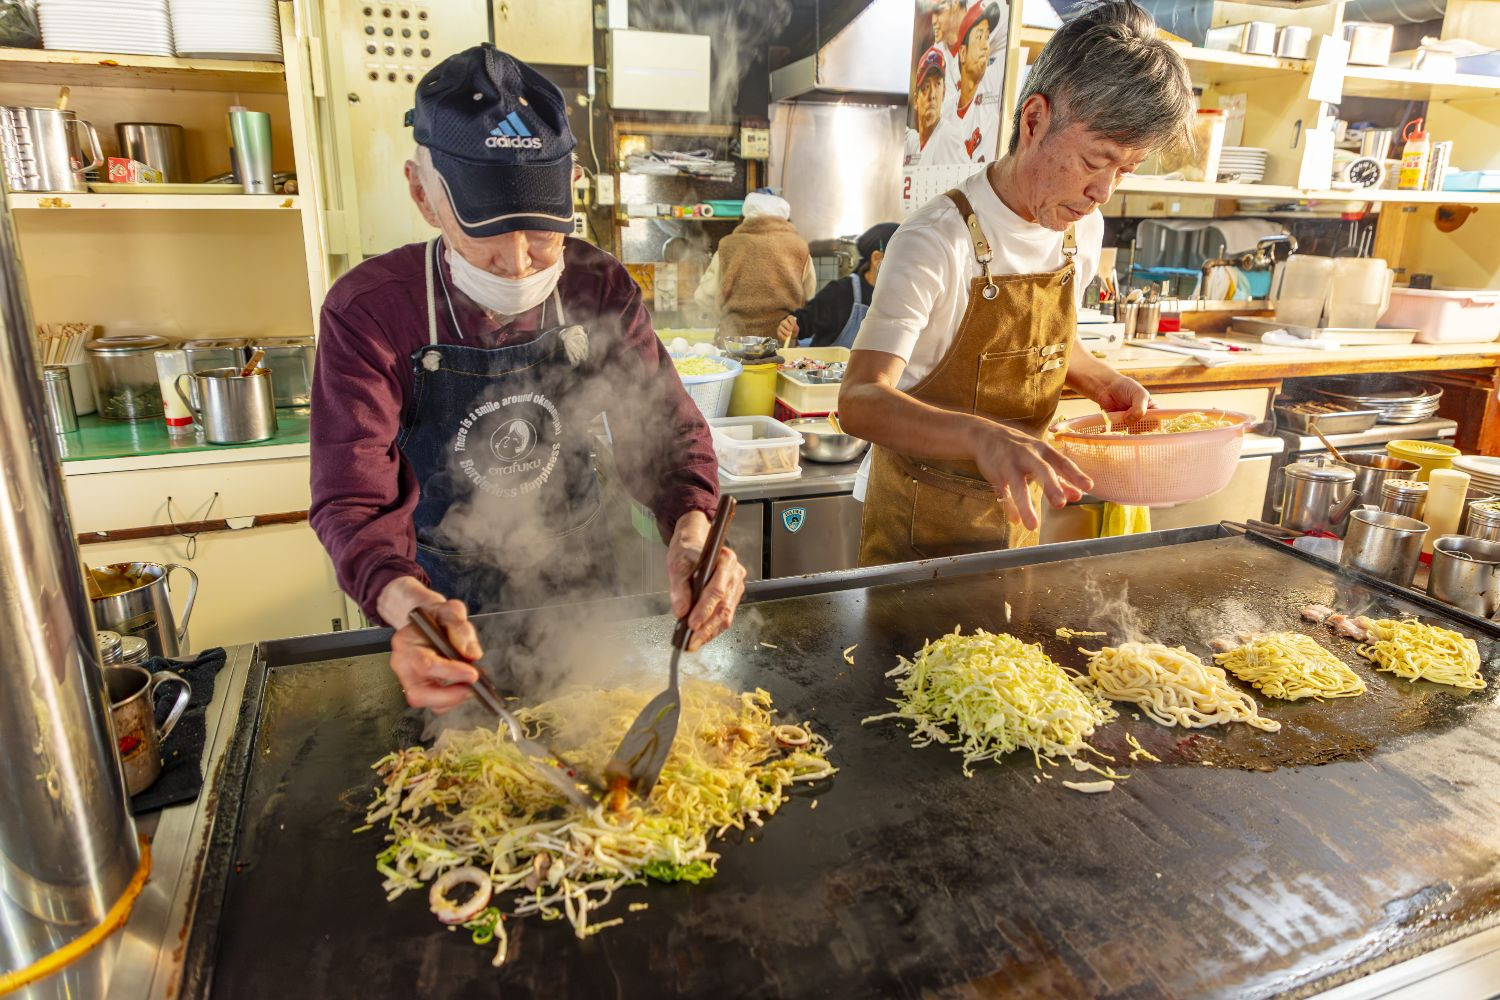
{"left": 770, "top": 0, "right": 914, "bottom": 103}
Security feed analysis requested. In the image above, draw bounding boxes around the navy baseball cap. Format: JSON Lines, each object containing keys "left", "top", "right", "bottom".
{"left": 407, "top": 44, "right": 576, "bottom": 237}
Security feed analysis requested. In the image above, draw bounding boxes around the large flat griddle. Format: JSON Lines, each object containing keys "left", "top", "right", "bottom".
{"left": 184, "top": 530, "right": 1500, "bottom": 999}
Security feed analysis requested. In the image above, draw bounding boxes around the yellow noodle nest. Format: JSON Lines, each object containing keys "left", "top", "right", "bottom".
{"left": 1358, "top": 618, "right": 1487, "bottom": 690}
{"left": 1214, "top": 632, "right": 1367, "bottom": 701}
{"left": 1081, "top": 642, "right": 1281, "bottom": 732}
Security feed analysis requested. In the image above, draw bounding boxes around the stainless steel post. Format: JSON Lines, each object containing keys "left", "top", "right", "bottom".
{"left": 0, "top": 184, "right": 138, "bottom": 990}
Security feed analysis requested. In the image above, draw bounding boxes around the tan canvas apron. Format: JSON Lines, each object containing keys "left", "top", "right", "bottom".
{"left": 858, "top": 188, "right": 1077, "bottom": 567}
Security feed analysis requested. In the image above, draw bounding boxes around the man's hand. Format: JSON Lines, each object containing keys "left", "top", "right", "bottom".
{"left": 666, "top": 510, "right": 747, "bottom": 652}
{"left": 776, "top": 315, "right": 799, "bottom": 346}
{"left": 1091, "top": 374, "right": 1154, "bottom": 423}
{"left": 378, "top": 575, "right": 481, "bottom": 713}
{"left": 966, "top": 421, "right": 1093, "bottom": 532}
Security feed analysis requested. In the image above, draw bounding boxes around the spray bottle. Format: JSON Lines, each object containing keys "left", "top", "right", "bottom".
{"left": 1398, "top": 118, "right": 1432, "bottom": 191}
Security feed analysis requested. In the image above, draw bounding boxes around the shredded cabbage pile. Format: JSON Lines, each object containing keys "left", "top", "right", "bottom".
{"left": 863, "top": 626, "right": 1117, "bottom": 776}
{"left": 360, "top": 681, "right": 834, "bottom": 963}
{"left": 673, "top": 356, "right": 730, "bottom": 377}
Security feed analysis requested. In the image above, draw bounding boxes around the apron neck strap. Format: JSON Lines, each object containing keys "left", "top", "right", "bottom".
{"left": 426, "top": 238, "right": 440, "bottom": 346}
{"left": 551, "top": 287, "right": 566, "bottom": 327}
{"left": 850, "top": 272, "right": 863, "bottom": 306}
{"left": 947, "top": 188, "right": 998, "bottom": 298}
{"left": 1062, "top": 224, "right": 1078, "bottom": 260}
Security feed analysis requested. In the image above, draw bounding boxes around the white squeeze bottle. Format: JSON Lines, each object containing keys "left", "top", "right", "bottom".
{"left": 1422, "top": 467, "right": 1470, "bottom": 555}
{"left": 1398, "top": 118, "right": 1432, "bottom": 191}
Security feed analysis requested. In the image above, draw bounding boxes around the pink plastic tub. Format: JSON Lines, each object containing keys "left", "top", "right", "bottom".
{"left": 1380, "top": 286, "right": 1500, "bottom": 344}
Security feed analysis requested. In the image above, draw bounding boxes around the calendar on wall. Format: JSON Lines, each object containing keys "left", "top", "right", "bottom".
{"left": 902, "top": 161, "right": 985, "bottom": 217}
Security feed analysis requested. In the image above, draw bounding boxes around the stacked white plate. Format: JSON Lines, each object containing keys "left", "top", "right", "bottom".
{"left": 38, "top": 0, "right": 173, "bottom": 57}
{"left": 171, "top": 0, "right": 282, "bottom": 61}
{"left": 1454, "top": 455, "right": 1500, "bottom": 495}
{"left": 1218, "top": 146, "right": 1269, "bottom": 183}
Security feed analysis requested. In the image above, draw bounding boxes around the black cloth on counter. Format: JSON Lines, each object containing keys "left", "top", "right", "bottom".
{"left": 790, "top": 272, "right": 873, "bottom": 348}
{"left": 130, "top": 646, "right": 228, "bottom": 816}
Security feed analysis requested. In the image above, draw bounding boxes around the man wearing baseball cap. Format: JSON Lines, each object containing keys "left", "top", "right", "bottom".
{"left": 309, "top": 45, "right": 746, "bottom": 712}
{"left": 904, "top": 46, "right": 946, "bottom": 166}
{"left": 925, "top": 2, "right": 1007, "bottom": 165}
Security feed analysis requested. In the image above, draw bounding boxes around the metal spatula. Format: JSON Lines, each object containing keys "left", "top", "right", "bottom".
{"left": 409, "top": 607, "right": 599, "bottom": 811}
{"left": 603, "top": 497, "right": 738, "bottom": 801}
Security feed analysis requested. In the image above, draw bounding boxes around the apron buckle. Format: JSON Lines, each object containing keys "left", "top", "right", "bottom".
{"left": 981, "top": 273, "right": 999, "bottom": 300}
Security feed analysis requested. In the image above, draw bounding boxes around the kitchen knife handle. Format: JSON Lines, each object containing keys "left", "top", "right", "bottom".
{"left": 672, "top": 496, "right": 738, "bottom": 650}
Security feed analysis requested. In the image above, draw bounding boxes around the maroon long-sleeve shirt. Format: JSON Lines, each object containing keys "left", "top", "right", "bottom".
{"left": 310, "top": 238, "right": 719, "bottom": 622}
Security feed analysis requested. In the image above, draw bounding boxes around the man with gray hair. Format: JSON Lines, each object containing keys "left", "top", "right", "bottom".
{"left": 840, "top": 0, "right": 1194, "bottom": 566}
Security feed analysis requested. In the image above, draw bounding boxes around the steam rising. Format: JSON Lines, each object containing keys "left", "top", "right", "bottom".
{"left": 626, "top": 0, "right": 793, "bottom": 122}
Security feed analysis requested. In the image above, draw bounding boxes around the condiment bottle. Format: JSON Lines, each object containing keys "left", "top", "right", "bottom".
{"left": 1398, "top": 118, "right": 1432, "bottom": 191}
{"left": 1422, "top": 467, "right": 1470, "bottom": 555}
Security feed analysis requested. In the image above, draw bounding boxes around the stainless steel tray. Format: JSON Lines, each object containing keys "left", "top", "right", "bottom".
{"left": 1274, "top": 401, "right": 1382, "bottom": 435}
{"left": 1232, "top": 315, "right": 1420, "bottom": 346}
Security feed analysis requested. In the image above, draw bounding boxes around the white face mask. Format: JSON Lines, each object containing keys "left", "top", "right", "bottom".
{"left": 445, "top": 244, "right": 563, "bottom": 317}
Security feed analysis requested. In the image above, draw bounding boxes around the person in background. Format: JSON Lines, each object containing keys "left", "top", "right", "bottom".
{"left": 840, "top": 0, "right": 1194, "bottom": 566}
{"left": 692, "top": 191, "right": 815, "bottom": 342}
{"left": 310, "top": 45, "right": 746, "bottom": 713}
{"left": 777, "top": 223, "right": 899, "bottom": 349}
{"left": 904, "top": 48, "right": 946, "bottom": 167}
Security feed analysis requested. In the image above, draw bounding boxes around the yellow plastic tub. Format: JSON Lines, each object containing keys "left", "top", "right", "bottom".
{"left": 727, "top": 360, "right": 778, "bottom": 417}
{"left": 1387, "top": 439, "right": 1460, "bottom": 482}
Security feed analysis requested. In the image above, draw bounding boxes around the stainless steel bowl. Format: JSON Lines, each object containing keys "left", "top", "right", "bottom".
{"left": 786, "top": 417, "right": 869, "bottom": 464}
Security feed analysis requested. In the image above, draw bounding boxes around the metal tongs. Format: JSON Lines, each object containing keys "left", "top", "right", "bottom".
{"left": 409, "top": 607, "right": 599, "bottom": 810}
{"left": 603, "top": 497, "right": 738, "bottom": 800}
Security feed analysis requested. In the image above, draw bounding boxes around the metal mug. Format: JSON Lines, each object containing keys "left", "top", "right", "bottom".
{"left": 1275, "top": 459, "right": 1358, "bottom": 534}
{"left": 1336, "top": 454, "right": 1419, "bottom": 509}
{"left": 1428, "top": 535, "right": 1500, "bottom": 617}
{"left": 115, "top": 122, "right": 188, "bottom": 182}
{"left": 175, "top": 366, "right": 278, "bottom": 444}
{"left": 1340, "top": 509, "right": 1429, "bottom": 587}
{"left": 0, "top": 106, "right": 104, "bottom": 192}
{"left": 105, "top": 664, "right": 191, "bottom": 795}
{"left": 88, "top": 561, "right": 198, "bottom": 658}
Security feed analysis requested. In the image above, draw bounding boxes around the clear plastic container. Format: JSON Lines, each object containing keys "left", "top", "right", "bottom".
{"left": 1380, "top": 286, "right": 1500, "bottom": 344}
{"left": 86, "top": 335, "right": 169, "bottom": 421}
{"left": 709, "top": 415, "right": 804, "bottom": 479}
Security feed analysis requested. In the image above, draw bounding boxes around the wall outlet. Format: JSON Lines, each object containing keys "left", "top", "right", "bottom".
{"left": 572, "top": 212, "right": 590, "bottom": 240}
{"left": 740, "top": 126, "right": 771, "bottom": 160}
{"left": 595, "top": 173, "right": 615, "bottom": 205}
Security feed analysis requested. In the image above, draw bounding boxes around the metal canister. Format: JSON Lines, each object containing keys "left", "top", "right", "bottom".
{"left": 96, "top": 630, "right": 123, "bottom": 666}
{"left": 1277, "top": 458, "right": 1357, "bottom": 533}
{"left": 119, "top": 635, "right": 151, "bottom": 667}
{"left": 1382, "top": 479, "right": 1429, "bottom": 520}
{"left": 1465, "top": 500, "right": 1500, "bottom": 543}
{"left": 41, "top": 364, "right": 77, "bottom": 433}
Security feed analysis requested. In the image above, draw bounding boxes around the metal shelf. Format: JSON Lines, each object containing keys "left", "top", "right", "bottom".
{"left": 10, "top": 192, "right": 302, "bottom": 210}
{"left": 1340, "top": 65, "right": 1500, "bottom": 102}
{"left": 1115, "top": 175, "right": 1500, "bottom": 205}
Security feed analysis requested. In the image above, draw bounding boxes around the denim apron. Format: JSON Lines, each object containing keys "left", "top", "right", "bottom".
{"left": 396, "top": 239, "right": 618, "bottom": 615}
{"left": 830, "top": 274, "right": 870, "bottom": 349}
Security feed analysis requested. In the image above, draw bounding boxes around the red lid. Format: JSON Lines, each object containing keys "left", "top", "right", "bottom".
{"left": 1403, "top": 117, "right": 1428, "bottom": 142}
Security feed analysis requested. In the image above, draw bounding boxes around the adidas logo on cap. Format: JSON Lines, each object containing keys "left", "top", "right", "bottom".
{"left": 485, "top": 110, "right": 543, "bottom": 149}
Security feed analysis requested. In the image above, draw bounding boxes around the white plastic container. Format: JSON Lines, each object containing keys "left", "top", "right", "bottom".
{"left": 709, "top": 415, "right": 804, "bottom": 479}
{"left": 1380, "top": 286, "right": 1500, "bottom": 344}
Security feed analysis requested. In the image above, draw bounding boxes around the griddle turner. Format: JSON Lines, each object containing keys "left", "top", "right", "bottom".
{"left": 604, "top": 496, "right": 738, "bottom": 799}
{"left": 408, "top": 607, "right": 599, "bottom": 810}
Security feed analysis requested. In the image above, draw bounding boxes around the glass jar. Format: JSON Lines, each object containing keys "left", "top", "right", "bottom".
{"left": 86, "top": 335, "right": 170, "bottom": 420}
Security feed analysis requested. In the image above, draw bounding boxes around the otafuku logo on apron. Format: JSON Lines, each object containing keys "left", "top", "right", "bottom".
{"left": 782, "top": 507, "right": 806, "bottom": 533}
{"left": 454, "top": 391, "right": 562, "bottom": 498}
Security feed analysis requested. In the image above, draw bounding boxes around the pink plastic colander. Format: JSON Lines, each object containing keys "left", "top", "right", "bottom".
{"left": 1050, "top": 408, "right": 1253, "bottom": 507}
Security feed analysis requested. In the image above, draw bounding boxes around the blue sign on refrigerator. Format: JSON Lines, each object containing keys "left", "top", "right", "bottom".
{"left": 781, "top": 506, "right": 806, "bottom": 533}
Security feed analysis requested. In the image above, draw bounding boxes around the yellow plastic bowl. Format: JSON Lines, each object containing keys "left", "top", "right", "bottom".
{"left": 1387, "top": 439, "right": 1460, "bottom": 482}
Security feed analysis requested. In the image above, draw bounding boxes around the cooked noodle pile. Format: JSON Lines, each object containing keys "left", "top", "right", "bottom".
{"left": 1358, "top": 618, "right": 1486, "bottom": 690}
{"left": 1095, "top": 410, "right": 1236, "bottom": 436}
{"left": 1214, "top": 632, "right": 1367, "bottom": 701}
{"left": 362, "top": 682, "right": 835, "bottom": 961}
{"left": 1081, "top": 642, "right": 1281, "bottom": 731}
{"left": 863, "top": 626, "right": 1117, "bottom": 776}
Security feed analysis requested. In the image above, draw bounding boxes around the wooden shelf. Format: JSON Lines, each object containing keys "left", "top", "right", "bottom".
{"left": 0, "top": 47, "right": 286, "bottom": 93}
{"left": 1341, "top": 65, "right": 1500, "bottom": 102}
{"left": 1016, "top": 28, "right": 1309, "bottom": 84}
{"left": 1116, "top": 175, "right": 1500, "bottom": 205}
{"left": 10, "top": 192, "right": 301, "bottom": 210}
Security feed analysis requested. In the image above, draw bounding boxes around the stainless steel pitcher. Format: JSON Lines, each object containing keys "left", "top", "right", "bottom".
{"left": 87, "top": 561, "right": 198, "bottom": 658}
{"left": 1275, "top": 458, "right": 1360, "bottom": 535}
{"left": 0, "top": 106, "right": 104, "bottom": 192}
{"left": 175, "top": 366, "right": 278, "bottom": 444}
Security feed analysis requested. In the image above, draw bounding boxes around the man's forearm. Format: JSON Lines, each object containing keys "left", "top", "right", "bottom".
{"left": 1064, "top": 335, "right": 1121, "bottom": 402}
{"left": 838, "top": 379, "right": 991, "bottom": 463}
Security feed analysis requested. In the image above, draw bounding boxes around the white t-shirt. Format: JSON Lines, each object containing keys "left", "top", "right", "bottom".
{"left": 854, "top": 163, "right": 1103, "bottom": 391}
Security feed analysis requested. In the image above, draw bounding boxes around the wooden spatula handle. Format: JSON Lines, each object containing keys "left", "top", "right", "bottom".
{"left": 672, "top": 496, "right": 738, "bottom": 650}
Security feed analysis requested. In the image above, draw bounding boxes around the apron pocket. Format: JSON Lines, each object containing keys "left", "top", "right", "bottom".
{"left": 975, "top": 348, "right": 1038, "bottom": 422}
{"left": 909, "top": 477, "right": 1010, "bottom": 559}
